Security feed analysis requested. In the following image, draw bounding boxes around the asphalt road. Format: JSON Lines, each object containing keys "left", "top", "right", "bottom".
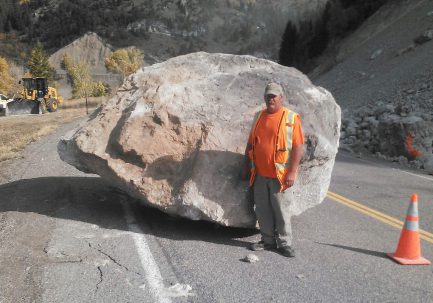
{"left": 0, "top": 120, "right": 432, "bottom": 303}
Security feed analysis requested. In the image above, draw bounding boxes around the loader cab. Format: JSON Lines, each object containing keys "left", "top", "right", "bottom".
{"left": 22, "top": 77, "right": 48, "bottom": 99}
{"left": 35, "top": 77, "right": 48, "bottom": 98}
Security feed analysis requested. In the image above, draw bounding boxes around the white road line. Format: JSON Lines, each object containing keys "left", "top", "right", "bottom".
{"left": 121, "top": 200, "right": 172, "bottom": 303}
{"left": 391, "top": 168, "right": 433, "bottom": 181}
{"left": 338, "top": 152, "right": 433, "bottom": 181}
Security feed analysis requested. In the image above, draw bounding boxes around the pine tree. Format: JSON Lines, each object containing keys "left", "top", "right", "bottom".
{"left": 278, "top": 21, "right": 299, "bottom": 67}
{"left": 27, "top": 42, "right": 55, "bottom": 80}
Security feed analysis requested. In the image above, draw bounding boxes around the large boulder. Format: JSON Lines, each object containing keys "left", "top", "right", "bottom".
{"left": 58, "top": 52, "right": 340, "bottom": 228}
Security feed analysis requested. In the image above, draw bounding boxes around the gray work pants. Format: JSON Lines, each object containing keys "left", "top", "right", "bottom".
{"left": 253, "top": 174, "right": 293, "bottom": 247}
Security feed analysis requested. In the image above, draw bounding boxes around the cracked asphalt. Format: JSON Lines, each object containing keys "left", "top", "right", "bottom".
{"left": 1, "top": 118, "right": 433, "bottom": 302}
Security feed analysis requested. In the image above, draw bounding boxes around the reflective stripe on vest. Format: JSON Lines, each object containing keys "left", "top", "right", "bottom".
{"left": 275, "top": 110, "right": 296, "bottom": 171}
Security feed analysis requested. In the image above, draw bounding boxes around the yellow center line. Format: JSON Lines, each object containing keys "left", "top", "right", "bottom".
{"left": 327, "top": 191, "right": 433, "bottom": 239}
{"left": 327, "top": 191, "right": 433, "bottom": 244}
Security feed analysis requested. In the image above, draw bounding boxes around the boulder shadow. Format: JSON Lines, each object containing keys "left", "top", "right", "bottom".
{"left": 0, "top": 176, "right": 256, "bottom": 248}
{"left": 315, "top": 242, "right": 388, "bottom": 259}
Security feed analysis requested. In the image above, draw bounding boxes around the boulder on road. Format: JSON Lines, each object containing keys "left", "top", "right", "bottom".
{"left": 58, "top": 52, "right": 341, "bottom": 228}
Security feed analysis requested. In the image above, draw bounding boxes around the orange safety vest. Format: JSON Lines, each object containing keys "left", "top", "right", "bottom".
{"left": 248, "top": 107, "right": 298, "bottom": 192}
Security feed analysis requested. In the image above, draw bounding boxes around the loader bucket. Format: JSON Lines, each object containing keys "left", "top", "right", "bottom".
{"left": 5, "top": 99, "right": 42, "bottom": 116}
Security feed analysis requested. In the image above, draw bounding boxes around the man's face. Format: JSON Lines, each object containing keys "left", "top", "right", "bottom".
{"left": 264, "top": 94, "right": 283, "bottom": 114}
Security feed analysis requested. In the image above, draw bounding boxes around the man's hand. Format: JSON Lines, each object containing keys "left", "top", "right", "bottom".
{"left": 284, "top": 171, "right": 296, "bottom": 188}
{"left": 241, "top": 144, "right": 252, "bottom": 181}
{"left": 284, "top": 144, "right": 302, "bottom": 189}
{"left": 240, "top": 163, "right": 250, "bottom": 180}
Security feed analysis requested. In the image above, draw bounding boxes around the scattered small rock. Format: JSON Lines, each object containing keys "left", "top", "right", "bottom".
{"left": 427, "top": 11, "right": 433, "bottom": 17}
{"left": 347, "top": 136, "right": 357, "bottom": 145}
{"left": 357, "top": 71, "right": 367, "bottom": 77}
{"left": 242, "top": 253, "right": 259, "bottom": 263}
{"left": 398, "top": 156, "right": 408, "bottom": 165}
{"left": 296, "top": 274, "right": 306, "bottom": 280}
{"left": 164, "top": 283, "right": 195, "bottom": 298}
{"left": 404, "top": 88, "right": 415, "bottom": 94}
{"left": 421, "top": 113, "right": 432, "bottom": 121}
{"left": 422, "top": 157, "right": 433, "bottom": 174}
{"left": 409, "top": 160, "right": 422, "bottom": 169}
{"left": 414, "top": 30, "right": 433, "bottom": 45}
{"left": 375, "top": 152, "right": 386, "bottom": 160}
{"left": 339, "top": 144, "right": 354, "bottom": 153}
{"left": 395, "top": 44, "right": 416, "bottom": 57}
{"left": 369, "top": 49, "right": 383, "bottom": 60}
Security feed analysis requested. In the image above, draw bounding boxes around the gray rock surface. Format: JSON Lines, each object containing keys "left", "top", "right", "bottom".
{"left": 58, "top": 52, "right": 340, "bottom": 227}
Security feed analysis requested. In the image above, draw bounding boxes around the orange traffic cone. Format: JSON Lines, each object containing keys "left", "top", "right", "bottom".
{"left": 387, "top": 194, "right": 431, "bottom": 265}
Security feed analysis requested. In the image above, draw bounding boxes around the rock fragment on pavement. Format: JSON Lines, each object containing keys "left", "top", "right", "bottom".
{"left": 414, "top": 30, "right": 433, "bottom": 45}
{"left": 58, "top": 52, "right": 341, "bottom": 227}
{"left": 242, "top": 254, "right": 259, "bottom": 263}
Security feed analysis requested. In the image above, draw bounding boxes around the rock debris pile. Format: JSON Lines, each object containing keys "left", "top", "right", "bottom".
{"left": 340, "top": 69, "right": 433, "bottom": 173}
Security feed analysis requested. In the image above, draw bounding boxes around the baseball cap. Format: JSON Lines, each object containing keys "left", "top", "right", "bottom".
{"left": 264, "top": 82, "right": 283, "bottom": 96}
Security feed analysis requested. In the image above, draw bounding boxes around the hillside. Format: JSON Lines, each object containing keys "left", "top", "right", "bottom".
{"left": 48, "top": 32, "right": 122, "bottom": 98}
{"left": 1, "top": 0, "right": 326, "bottom": 61}
{"left": 315, "top": 0, "right": 433, "bottom": 171}
{"left": 0, "top": 0, "right": 389, "bottom": 72}
{"left": 49, "top": 33, "right": 112, "bottom": 75}
{"left": 315, "top": 0, "right": 433, "bottom": 111}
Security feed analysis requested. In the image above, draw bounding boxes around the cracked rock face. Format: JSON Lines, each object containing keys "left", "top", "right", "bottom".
{"left": 58, "top": 52, "right": 341, "bottom": 228}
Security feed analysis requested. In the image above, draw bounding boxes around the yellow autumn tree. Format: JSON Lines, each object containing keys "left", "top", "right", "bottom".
{"left": 61, "top": 53, "right": 108, "bottom": 99}
{"left": 105, "top": 48, "right": 144, "bottom": 78}
{"left": 0, "top": 56, "right": 14, "bottom": 95}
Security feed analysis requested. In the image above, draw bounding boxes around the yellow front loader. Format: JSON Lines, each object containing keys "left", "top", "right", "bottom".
{"left": 6, "top": 77, "right": 63, "bottom": 116}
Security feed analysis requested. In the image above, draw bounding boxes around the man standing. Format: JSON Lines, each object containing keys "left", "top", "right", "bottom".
{"left": 243, "top": 82, "right": 304, "bottom": 257}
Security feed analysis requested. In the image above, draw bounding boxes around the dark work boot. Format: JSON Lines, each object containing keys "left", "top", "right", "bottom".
{"left": 249, "top": 241, "right": 277, "bottom": 251}
{"left": 278, "top": 246, "right": 295, "bottom": 257}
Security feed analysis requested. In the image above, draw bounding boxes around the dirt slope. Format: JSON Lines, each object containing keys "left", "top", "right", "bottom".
{"left": 49, "top": 32, "right": 113, "bottom": 75}
{"left": 48, "top": 32, "right": 122, "bottom": 98}
{"left": 315, "top": 0, "right": 433, "bottom": 111}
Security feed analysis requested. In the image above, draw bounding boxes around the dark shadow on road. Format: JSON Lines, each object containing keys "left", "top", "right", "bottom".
{"left": 0, "top": 176, "right": 257, "bottom": 249}
{"left": 315, "top": 242, "right": 388, "bottom": 259}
